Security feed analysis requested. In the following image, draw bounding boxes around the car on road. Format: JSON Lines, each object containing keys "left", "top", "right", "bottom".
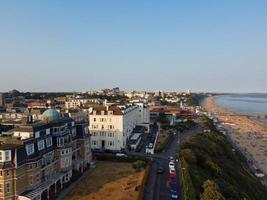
{"left": 157, "top": 165, "right": 164, "bottom": 174}
{"left": 169, "top": 156, "right": 175, "bottom": 162}
{"left": 170, "top": 189, "right": 178, "bottom": 200}
{"left": 169, "top": 169, "right": 176, "bottom": 180}
{"left": 169, "top": 161, "right": 175, "bottom": 170}
{"left": 170, "top": 182, "right": 178, "bottom": 199}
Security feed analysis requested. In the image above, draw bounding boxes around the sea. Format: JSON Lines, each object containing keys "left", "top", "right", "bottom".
{"left": 215, "top": 94, "right": 267, "bottom": 117}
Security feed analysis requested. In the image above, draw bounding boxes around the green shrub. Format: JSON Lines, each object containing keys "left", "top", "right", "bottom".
{"left": 132, "top": 160, "right": 147, "bottom": 171}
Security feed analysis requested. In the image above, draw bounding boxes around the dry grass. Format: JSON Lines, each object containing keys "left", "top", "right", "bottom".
{"left": 156, "top": 130, "right": 171, "bottom": 148}
{"left": 65, "top": 161, "right": 145, "bottom": 200}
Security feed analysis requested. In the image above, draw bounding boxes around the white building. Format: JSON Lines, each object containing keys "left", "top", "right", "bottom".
{"left": 65, "top": 98, "right": 83, "bottom": 109}
{"left": 89, "top": 103, "right": 148, "bottom": 151}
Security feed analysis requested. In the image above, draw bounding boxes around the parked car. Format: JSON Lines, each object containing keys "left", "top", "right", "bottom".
{"left": 169, "top": 161, "right": 175, "bottom": 170}
{"left": 169, "top": 168, "right": 176, "bottom": 175}
{"left": 169, "top": 156, "right": 175, "bottom": 162}
{"left": 170, "top": 189, "right": 178, "bottom": 199}
{"left": 115, "top": 153, "right": 128, "bottom": 157}
{"left": 169, "top": 170, "right": 176, "bottom": 180}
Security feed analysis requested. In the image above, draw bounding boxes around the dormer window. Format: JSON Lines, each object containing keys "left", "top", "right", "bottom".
{"left": 26, "top": 144, "right": 35, "bottom": 155}
{"left": 46, "top": 137, "right": 52, "bottom": 147}
{"left": 35, "top": 131, "right": 40, "bottom": 139}
{"left": 38, "top": 140, "right": 45, "bottom": 151}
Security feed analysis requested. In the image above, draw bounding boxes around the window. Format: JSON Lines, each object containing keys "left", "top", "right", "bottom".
{"left": 93, "top": 118, "right": 96, "bottom": 122}
{"left": 5, "top": 151, "right": 10, "bottom": 161}
{"left": 57, "top": 137, "right": 64, "bottom": 147}
{"left": 0, "top": 184, "right": 2, "bottom": 193}
{"left": 46, "top": 137, "right": 52, "bottom": 147}
{"left": 109, "top": 141, "right": 113, "bottom": 146}
{"left": 29, "top": 175, "right": 33, "bottom": 185}
{"left": 6, "top": 170, "right": 9, "bottom": 176}
{"left": 36, "top": 173, "right": 40, "bottom": 182}
{"left": 37, "top": 140, "right": 45, "bottom": 151}
{"left": 35, "top": 131, "right": 40, "bottom": 138}
{"left": 26, "top": 144, "right": 35, "bottom": 155}
{"left": 0, "top": 152, "right": 2, "bottom": 161}
{"left": 6, "top": 183, "right": 10, "bottom": 193}
{"left": 0, "top": 171, "right": 2, "bottom": 176}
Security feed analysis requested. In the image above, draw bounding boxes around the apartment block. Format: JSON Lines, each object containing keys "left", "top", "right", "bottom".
{"left": 0, "top": 109, "right": 92, "bottom": 200}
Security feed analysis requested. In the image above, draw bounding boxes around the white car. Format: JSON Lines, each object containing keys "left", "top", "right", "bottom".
{"left": 115, "top": 153, "right": 128, "bottom": 157}
{"left": 169, "top": 161, "right": 175, "bottom": 170}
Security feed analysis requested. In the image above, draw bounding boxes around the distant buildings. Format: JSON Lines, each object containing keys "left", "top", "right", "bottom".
{"left": 0, "top": 109, "right": 92, "bottom": 200}
{"left": 154, "top": 90, "right": 165, "bottom": 98}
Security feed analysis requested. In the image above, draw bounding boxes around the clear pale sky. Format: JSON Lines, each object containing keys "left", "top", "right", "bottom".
{"left": 0, "top": 1, "right": 266, "bottom": 93}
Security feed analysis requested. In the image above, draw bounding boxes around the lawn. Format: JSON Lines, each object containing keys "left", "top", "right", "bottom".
{"left": 65, "top": 161, "right": 146, "bottom": 200}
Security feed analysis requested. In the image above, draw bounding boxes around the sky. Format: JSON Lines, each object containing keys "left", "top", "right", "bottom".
{"left": 0, "top": 0, "right": 267, "bottom": 93}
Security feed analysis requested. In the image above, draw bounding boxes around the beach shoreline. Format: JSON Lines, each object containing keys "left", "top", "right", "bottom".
{"left": 202, "top": 96, "right": 267, "bottom": 177}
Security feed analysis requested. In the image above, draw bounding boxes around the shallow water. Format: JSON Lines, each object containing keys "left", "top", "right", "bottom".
{"left": 215, "top": 94, "right": 267, "bottom": 116}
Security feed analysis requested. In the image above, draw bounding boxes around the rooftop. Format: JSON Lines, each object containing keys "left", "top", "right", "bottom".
{"left": 0, "top": 143, "right": 23, "bottom": 150}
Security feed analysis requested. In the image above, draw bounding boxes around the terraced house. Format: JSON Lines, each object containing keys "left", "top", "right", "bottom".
{"left": 0, "top": 109, "right": 92, "bottom": 200}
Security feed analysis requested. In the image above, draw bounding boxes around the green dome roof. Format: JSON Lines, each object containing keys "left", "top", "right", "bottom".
{"left": 42, "top": 109, "right": 61, "bottom": 122}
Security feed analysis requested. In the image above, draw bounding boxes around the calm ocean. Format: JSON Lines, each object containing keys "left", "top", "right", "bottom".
{"left": 215, "top": 94, "right": 267, "bottom": 116}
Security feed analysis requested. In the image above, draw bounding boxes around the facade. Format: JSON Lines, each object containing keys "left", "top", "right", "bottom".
{"left": 134, "top": 102, "right": 150, "bottom": 125}
{"left": 89, "top": 105, "right": 139, "bottom": 151}
{"left": 89, "top": 103, "right": 150, "bottom": 151}
{"left": 0, "top": 109, "right": 92, "bottom": 200}
{"left": 65, "top": 99, "right": 82, "bottom": 109}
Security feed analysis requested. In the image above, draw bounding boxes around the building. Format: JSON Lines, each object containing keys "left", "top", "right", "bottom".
{"left": 0, "top": 94, "right": 5, "bottom": 107}
{"left": 0, "top": 109, "right": 92, "bottom": 200}
{"left": 154, "top": 90, "right": 165, "bottom": 98}
{"left": 89, "top": 104, "right": 141, "bottom": 151}
{"left": 65, "top": 98, "right": 83, "bottom": 109}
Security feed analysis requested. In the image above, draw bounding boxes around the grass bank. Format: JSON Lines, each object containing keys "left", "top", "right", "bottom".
{"left": 179, "top": 117, "right": 267, "bottom": 200}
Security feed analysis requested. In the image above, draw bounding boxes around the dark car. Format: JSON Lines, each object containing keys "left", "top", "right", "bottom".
{"left": 157, "top": 162, "right": 164, "bottom": 174}
{"left": 157, "top": 166, "right": 164, "bottom": 174}
{"left": 170, "top": 182, "right": 179, "bottom": 199}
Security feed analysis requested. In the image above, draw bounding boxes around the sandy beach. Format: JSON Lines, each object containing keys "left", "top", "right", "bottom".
{"left": 202, "top": 96, "right": 267, "bottom": 175}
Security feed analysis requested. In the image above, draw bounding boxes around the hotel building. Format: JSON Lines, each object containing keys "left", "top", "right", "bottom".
{"left": 0, "top": 109, "right": 92, "bottom": 200}
{"left": 89, "top": 103, "right": 150, "bottom": 151}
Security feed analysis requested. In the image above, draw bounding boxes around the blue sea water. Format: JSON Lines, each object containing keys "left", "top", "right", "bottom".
{"left": 215, "top": 94, "right": 267, "bottom": 116}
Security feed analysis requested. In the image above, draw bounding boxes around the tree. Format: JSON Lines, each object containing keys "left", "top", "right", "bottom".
{"left": 200, "top": 180, "right": 225, "bottom": 200}
{"left": 158, "top": 112, "right": 168, "bottom": 124}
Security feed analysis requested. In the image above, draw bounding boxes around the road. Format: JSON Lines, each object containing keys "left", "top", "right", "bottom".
{"left": 143, "top": 124, "right": 202, "bottom": 200}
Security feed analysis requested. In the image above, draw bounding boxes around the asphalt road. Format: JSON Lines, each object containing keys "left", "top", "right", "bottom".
{"left": 144, "top": 124, "right": 203, "bottom": 200}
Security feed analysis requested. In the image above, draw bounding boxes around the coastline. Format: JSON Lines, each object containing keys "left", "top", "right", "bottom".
{"left": 202, "top": 96, "right": 267, "bottom": 176}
